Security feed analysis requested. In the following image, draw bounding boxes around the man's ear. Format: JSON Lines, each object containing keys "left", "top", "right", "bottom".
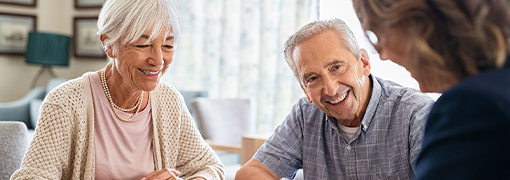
{"left": 100, "top": 35, "right": 115, "bottom": 58}
{"left": 360, "top": 48, "right": 371, "bottom": 76}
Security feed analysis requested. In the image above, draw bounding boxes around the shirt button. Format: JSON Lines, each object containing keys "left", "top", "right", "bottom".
{"left": 346, "top": 145, "right": 352, "bottom": 151}
{"left": 363, "top": 125, "right": 368, "bottom": 130}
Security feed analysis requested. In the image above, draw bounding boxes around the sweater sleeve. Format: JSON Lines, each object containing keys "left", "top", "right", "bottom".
{"left": 176, "top": 108, "right": 225, "bottom": 180}
{"left": 11, "top": 75, "right": 94, "bottom": 180}
{"left": 154, "top": 85, "right": 224, "bottom": 180}
{"left": 10, "top": 100, "right": 75, "bottom": 180}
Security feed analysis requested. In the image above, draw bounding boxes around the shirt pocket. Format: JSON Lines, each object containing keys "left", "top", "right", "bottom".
{"left": 376, "top": 151, "right": 413, "bottom": 180}
{"left": 377, "top": 169, "right": 412, "bottom": 180}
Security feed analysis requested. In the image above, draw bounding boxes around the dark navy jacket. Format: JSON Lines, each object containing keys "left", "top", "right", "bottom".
{"left": 415, "top": 59, "right": 510, "bottom": 179}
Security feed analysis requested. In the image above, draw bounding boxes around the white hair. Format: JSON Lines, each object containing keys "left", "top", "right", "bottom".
{"left": 97, "top": 0, "right": 181, "bottom": 55}
{"left": 284, "top": 18, "right": 361, "bottom": 84}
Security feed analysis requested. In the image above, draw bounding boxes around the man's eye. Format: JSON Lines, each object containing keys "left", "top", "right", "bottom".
{"left": 163, "top": 45, "right": 174, "bottom": 49}
{"left": 333, "top": 65, "right": 341, "bottom": 70}
{"left": 307, "top": 77, "right": 317, "bottom": 83}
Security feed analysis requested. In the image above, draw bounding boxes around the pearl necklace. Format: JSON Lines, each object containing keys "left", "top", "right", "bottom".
{"left": 100, "top": 68, "right": 144, "bottom": 122}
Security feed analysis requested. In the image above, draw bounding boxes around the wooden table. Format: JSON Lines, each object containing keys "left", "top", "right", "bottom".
{"left": 240, "top": 133, "right": 272, "bottom": 165}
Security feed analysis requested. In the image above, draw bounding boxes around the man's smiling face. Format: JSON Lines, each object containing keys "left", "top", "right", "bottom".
{"left": 293, "top": 29, "right": 372, "bottom": 125}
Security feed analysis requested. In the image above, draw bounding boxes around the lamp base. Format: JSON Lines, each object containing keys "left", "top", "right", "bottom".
{"left": 31, "top": 66, "right": 56, "bottom": 88}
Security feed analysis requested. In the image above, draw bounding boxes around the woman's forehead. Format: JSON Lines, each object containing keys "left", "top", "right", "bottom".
{"left": 132, "top": 30, "right": 174, "bottom": 42}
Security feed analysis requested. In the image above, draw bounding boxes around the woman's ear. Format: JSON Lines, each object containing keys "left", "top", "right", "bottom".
{"left": 100, "top": 35, "right": 115, "bottom": 58}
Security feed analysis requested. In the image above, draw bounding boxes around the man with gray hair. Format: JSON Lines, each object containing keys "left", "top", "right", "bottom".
{"left": 235, "top": 18, "right": 434, "bottom": 179}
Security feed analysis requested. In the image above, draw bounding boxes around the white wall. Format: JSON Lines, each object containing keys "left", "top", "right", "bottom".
{"left": 0, "top": 0, "right": 107, "bottom": 102}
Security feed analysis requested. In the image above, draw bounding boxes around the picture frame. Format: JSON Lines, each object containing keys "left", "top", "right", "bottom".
{"left": 0, "top": 0, "right": 36, "bottom": 7}
{"left": 75, "top": 0, "right": 103, "bottom": 9}
{"left": 0, "top": 13, "right": 36, "bottom": 55}
{"left": 73, "top": 17, "right": 106, "bottom": 59}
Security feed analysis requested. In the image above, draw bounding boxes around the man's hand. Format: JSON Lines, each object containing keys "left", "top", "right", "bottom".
{"left": 235, "top": 159, "right": 281, "bottom": 180}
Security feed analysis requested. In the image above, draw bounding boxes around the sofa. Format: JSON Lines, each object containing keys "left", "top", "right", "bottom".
{"left": 0, "top": 121, "right": 29, "bottom": 180}
{"left": 0, "top": 78, "right": 67, "bottom": 133}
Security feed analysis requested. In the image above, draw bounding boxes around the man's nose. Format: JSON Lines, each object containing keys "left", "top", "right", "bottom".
{"left": 323, "top": 75, "right": 338, "bottom": 97}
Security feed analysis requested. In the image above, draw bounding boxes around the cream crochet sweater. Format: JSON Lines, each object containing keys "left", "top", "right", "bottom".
{"left": 11, "top": 72, "right": 224, "bottom": 180}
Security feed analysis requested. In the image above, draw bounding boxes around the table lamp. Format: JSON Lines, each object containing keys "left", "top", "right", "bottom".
{"left": 25, "top": 32, "right": 70, "bottom": 88}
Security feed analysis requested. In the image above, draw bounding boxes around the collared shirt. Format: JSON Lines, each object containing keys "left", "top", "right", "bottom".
{"left": 254, "top": 75, "right": 434, "bottom": 180}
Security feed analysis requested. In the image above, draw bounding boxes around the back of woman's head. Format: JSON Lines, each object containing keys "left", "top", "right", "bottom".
{"left": 97, "top": 0, "right": 181, "bottom": 55}
{"left": 353, "top": 0, "right": 510, "bottom": 89}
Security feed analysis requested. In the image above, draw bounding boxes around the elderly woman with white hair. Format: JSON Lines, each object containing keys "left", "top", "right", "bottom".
{"left": 10, "top": 0, "right": 223, "bottom": 180}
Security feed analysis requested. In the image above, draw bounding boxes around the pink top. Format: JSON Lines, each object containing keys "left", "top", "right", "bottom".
{"left": 89, "top": 73, "right": 155, "bottom": 180}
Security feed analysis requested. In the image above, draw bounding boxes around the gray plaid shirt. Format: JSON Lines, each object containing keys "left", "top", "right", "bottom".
{"left": 254, "top": 75, "right": 434, "bottom": 180}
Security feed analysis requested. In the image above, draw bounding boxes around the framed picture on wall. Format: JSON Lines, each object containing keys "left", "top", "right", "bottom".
{"left": 75, "top": 0, "right": 103, "bottom": 9}
{"left": 73, "top": 17, "right": 106, "bottom": 58}
{"left": 0, "top": 0, "right": 36, "bottom": 7}
{"left": 0, "top": 13, "right": 36, "bottom": 55}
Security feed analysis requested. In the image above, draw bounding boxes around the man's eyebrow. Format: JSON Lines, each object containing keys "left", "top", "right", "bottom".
{"left": 302, "top": 72, "right": 317, "bottom": 82}
{"left": 166, "top": 36, "right": 174, "bottom": 41}
{"left": 300, "top": 60, "right": 346, "bottom": 81}
{"left": 324, "top": 60, "right": 344, "bottom": 68}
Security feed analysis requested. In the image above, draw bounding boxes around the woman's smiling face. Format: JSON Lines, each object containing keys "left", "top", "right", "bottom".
{"left": 106, "top": 31, "right": 175, "bottom": 92}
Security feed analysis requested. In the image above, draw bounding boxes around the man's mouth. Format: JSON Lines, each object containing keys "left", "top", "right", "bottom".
{"left": 139, "top": 68, "right": 160, "bottom": 75}
{"left": 328, "top": 90, "right": 349, "bottom": 105}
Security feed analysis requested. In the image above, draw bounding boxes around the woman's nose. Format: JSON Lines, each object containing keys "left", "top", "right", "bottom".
{"left": 378, "top": 50, "right": 390, "bottom": 61}
{"left": 148, "top": 47, "right": 164, "bottom": 66}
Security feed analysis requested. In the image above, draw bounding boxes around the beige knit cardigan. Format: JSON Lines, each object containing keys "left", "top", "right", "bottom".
{"left": 11, "top": 72, "right": 224, "bottom": 180}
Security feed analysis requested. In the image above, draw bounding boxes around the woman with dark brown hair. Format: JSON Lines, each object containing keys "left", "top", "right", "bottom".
{"left": 352, "top": 0, "right": 510, "bottom": 179}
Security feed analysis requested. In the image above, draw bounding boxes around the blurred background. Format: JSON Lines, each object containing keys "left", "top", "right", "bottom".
{"left": 0, "top": 0, "right": 434, "bottom": 133}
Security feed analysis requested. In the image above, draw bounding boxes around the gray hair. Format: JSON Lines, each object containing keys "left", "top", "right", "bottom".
{"left": 97, "top": 0, "right": 181, "bottom": 55}
{"left": 284, "top": 18, "right": 361, "bottom": 84}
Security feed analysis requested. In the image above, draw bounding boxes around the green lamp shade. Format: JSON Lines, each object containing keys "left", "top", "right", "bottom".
{"left": 26, "top": 32, "right": 70, "bottom": 66}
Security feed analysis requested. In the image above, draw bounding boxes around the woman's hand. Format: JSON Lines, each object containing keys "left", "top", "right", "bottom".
{"left": 141, "top": 168, "right": 181, "bottom": 180}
